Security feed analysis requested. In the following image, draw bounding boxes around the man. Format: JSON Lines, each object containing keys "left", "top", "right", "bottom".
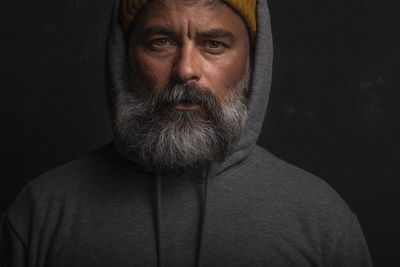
{"left": 0, "top": 0, "right": 372, "bottom": 266}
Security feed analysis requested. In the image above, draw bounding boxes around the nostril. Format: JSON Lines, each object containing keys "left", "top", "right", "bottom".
{"left": 172, "top": 73, "right": 200, "bottom": 84}
{"left": 171, "top": 74, "right": 186, "bottom": 84}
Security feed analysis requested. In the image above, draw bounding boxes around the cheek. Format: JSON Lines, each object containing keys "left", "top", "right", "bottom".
{"left": 204, "top": 51, "right": 248, "bottom": 100}
{"left": 133, "top": 52, "right": 173, "bottom": 88}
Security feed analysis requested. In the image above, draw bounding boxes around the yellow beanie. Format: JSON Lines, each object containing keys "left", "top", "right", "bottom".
{"left": 120, "top": 0, "right": 257, "bottom": 42}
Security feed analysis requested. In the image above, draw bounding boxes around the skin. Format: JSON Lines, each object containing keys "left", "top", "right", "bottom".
{"left": 128, "top": 0, "right": 249, "bottom": 108}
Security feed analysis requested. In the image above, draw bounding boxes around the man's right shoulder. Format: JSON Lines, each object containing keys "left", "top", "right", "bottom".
{"left": 7, "top": 145, "right": 130, "bottom": 214}
{"left": 27, "top": 146, "right": 114, "bottom": 193}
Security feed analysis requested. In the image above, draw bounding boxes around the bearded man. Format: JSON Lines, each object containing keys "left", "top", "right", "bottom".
{"left": 0, "top": 0, "right": 372, "bottom": 266}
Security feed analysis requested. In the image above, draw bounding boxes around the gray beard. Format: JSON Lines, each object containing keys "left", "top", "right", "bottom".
{"left": 113, "top": 68, "right": 250, "bottom": 170}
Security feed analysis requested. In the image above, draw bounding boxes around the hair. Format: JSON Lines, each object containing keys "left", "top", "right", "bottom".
{"left": 111, "top": 63, "right": 251, "bottom": 170}
{"left": 182, "top": 0, "right": 223, "bottom": 7}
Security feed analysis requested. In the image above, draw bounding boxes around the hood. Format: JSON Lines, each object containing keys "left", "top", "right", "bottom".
{"left": 105, "top": 0, "right": 273, "bottom": 176}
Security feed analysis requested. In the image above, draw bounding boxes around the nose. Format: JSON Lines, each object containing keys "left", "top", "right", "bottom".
{"left": 172, "top": 43, "right": 202, "bottom": 84}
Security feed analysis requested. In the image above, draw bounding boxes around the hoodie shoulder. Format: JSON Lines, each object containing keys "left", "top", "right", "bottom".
{"left": 251, "top": 145, "right": 344, "bottom": 196}
{"left": 227, "top": 145, "right": 355, "bottom": 220}
{"left": 6, "top": 148, "right": 111, "bottom": 215}
{"left": 210, "top": 145, "right": 372, "bottom": 266}
{"left": 214, "top": 146, "right": 371, "bottom": 266}
{"left": 14, "top": 145, "right": 150, "bottom": 199}
{"left": 5, "top": 145, "right": 154, "bottom": 245}
{"left": 18, "top": 147, "right": 116, "bottom": 196}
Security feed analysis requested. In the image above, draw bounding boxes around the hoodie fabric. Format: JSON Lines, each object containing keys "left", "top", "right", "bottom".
{"left": 0, "top": 0, "right": 372, "bottom": 266}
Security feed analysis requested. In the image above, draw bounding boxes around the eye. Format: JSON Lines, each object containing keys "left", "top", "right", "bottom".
{"left": 203, "top": 40, "right": 227, "bottom": 54}
{"left": 151, "top": 38, "right": 169, "bottom": 47}
{"left": 207, "top": 40, "right": 222, "bottom": 49}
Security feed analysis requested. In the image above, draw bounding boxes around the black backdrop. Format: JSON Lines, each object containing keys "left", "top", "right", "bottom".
{"left": 1, "top": 0, "right": 399, "bottom": 266}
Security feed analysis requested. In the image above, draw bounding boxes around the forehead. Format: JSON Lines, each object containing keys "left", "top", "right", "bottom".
{"left": 133, "top": 0, "right": 247, "bottom": 36}
{"left": 152, "top": 0, "right": 223, "bottom": 8}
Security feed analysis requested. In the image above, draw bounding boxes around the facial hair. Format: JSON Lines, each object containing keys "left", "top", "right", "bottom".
{"left": 113, "top": 68, "right": 250, "bottom": 170}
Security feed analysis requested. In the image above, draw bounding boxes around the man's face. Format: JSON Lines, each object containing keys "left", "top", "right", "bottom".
{"left": 128, "top": 0, "right": 249, "bottom": 104}
{"left": 114, "top": 0, "right": 251, "bottom": 169}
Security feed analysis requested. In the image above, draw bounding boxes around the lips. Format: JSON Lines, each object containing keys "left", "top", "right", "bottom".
{"left": 174, "top": 102, "right": 200, "bottom": 111}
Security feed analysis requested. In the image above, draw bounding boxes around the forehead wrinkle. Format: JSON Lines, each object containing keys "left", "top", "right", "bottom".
{"left": 150, "top": 0, "right": 223, "bottom": 10}
{"left": 134, "top": 0, "right": 248, "bottom": 45}
{"left": 142, "top": 0, "right": 226, "bottom": 23}
{"left": 182, "top": 0, "right": 223, "bottom": 8}
{"left": 138, "top": 3, "right": 225, "bottom": 40}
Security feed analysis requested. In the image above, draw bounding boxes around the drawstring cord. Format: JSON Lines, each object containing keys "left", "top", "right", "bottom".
{"left": 155, "top": 164, "right": 210, "bottom": 267}
{"left": 196, "top": 166, "right": 210, "bottom": 267}
{"left": 156, "top": 171, "right": 163, "bottom": 267}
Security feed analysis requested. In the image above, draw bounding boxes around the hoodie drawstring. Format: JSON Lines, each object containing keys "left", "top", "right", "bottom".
{"left": 154, "top": 165, "right": 210, "bottom": 267}
{"left": 156, "top": 171, "right": 163, "bottom": 267}
{"left": 196, "top": 167, "right": 209, "bottom": 267}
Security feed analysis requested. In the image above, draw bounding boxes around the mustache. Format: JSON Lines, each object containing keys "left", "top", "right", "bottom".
{"left": 147, "top": 82, "right": 222, "bottom": 115}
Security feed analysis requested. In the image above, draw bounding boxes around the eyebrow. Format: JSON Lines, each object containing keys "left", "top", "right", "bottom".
{"left": 140, "top": 25, "right": 236, "bottom": 42}
{"left": 141, "top": 25, "right": 176, "bottom": 37}
{"left": 197, "top": 28, "right": 236, "bottom": 41}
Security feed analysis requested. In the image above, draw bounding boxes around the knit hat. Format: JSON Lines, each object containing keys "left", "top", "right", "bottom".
{"left": 120, "top": 0, "right": 257, "bottom": 42}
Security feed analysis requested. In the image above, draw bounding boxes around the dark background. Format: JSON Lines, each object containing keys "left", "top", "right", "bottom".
{"left": 1, "top": 0, "right": 399, "bottom": 265}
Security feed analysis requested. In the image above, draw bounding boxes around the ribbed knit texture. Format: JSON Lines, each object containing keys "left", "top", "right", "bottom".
{"left": 223, "top": 0, "right": 256, "bottom": 41}
{"left": 120, "top": 0, "right": 147, "bottom": 31}
{"left": 120, "top": 0, "right": 257, "bottom": 42}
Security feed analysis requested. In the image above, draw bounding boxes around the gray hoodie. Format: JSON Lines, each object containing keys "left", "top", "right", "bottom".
{"left": 0, "top": 0, "right": 372, "bottom": 266}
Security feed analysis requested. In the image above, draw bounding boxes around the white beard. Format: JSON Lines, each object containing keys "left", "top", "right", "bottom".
{"left": 112, "top": 66, "right": 250, "bottom": 170}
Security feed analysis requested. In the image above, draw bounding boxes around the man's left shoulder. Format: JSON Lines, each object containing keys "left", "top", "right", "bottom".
{"left": 244, "top": 145, "right": 336, "bottom": 188}
{"left": 216, "top": 145, "right": 372, "bottom": 266}
{"left": 233, "top": 145, "right": 354, "bottom": 218}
